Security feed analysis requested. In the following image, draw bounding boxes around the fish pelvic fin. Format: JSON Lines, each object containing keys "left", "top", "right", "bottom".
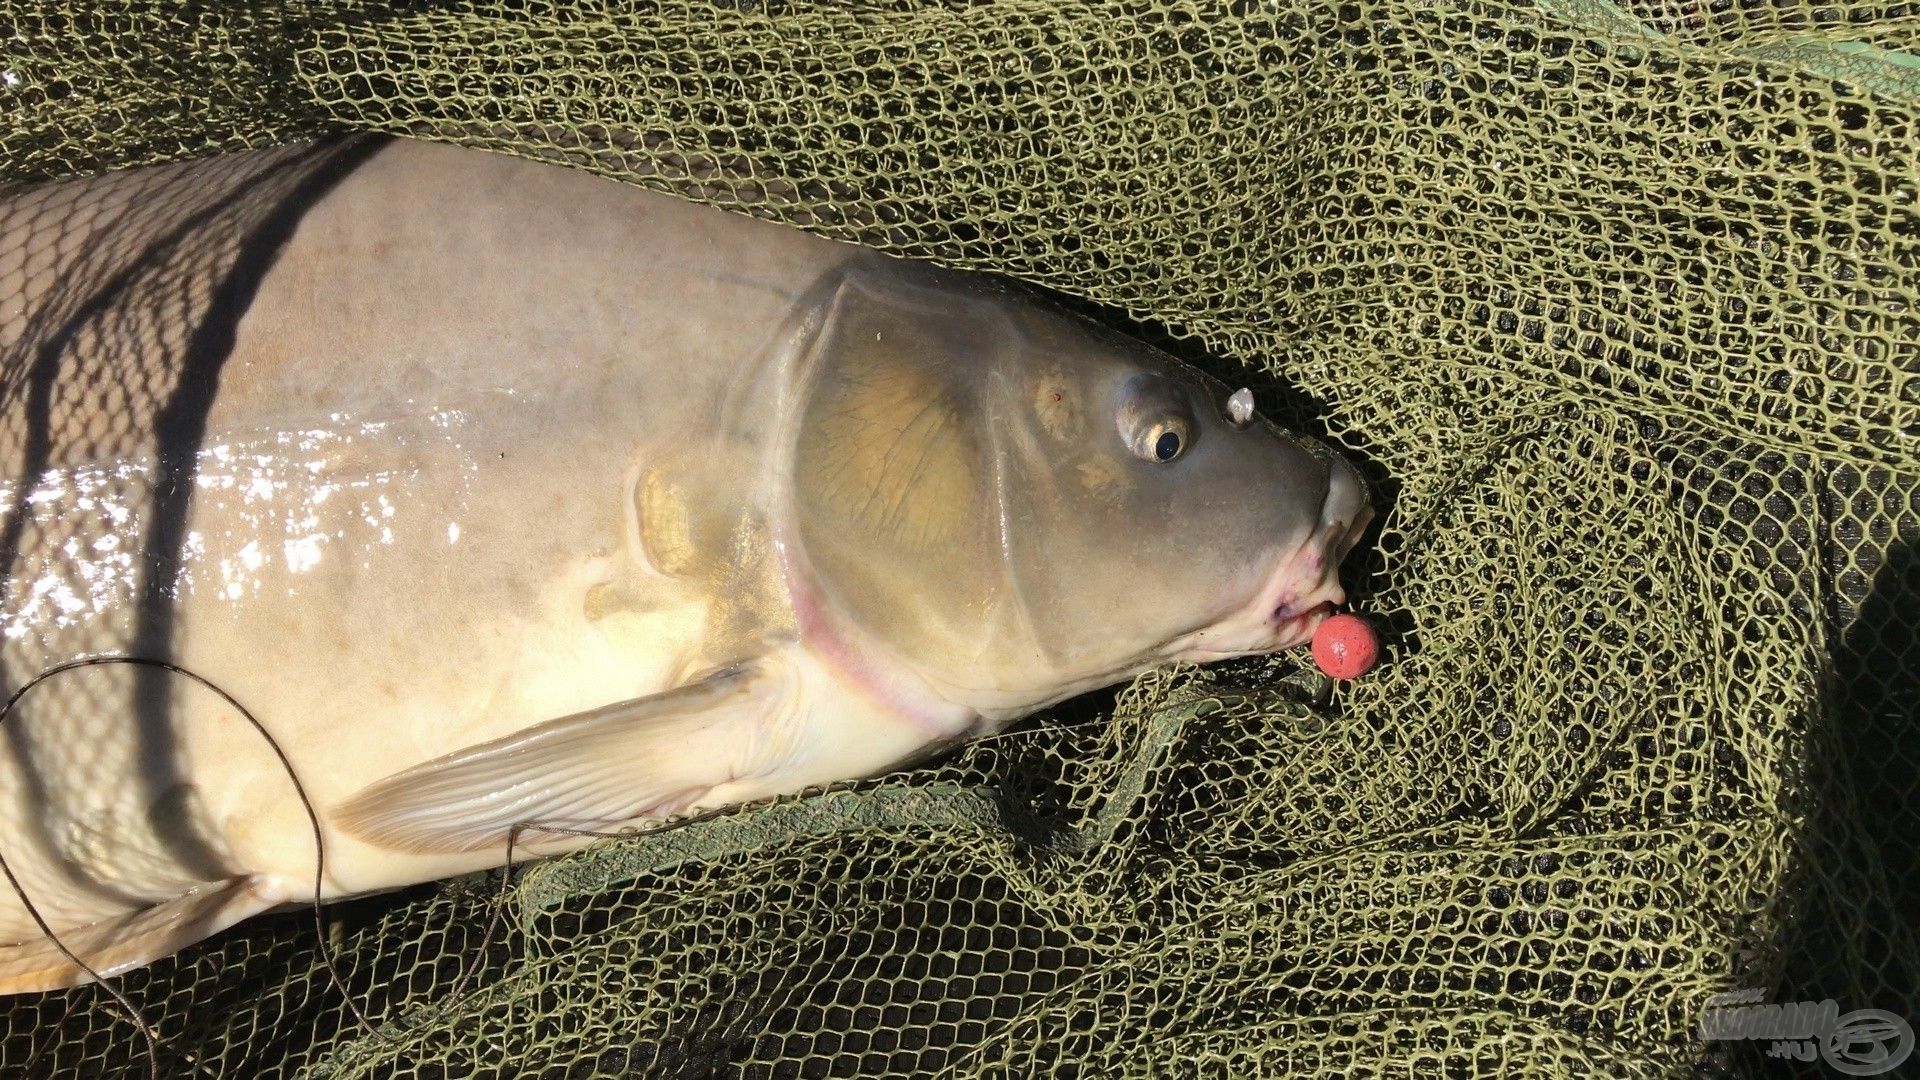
{"left": 0, "top": 875, "right": 279, "bottom": 995}
{"left": 334, "top": 658, "right": 803, "bottom": 855}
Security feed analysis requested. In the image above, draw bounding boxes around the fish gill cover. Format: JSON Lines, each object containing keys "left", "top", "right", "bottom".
{"left": 0, "top": 0, "right": 1915, "bottom": 1076}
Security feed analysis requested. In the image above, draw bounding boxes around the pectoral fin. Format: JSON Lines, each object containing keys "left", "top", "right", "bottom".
{"left": 335, "top": 661, "right": 796, "bottom": 854}
{"left": 0, "top": 876, "right": 279, "bottom": 994}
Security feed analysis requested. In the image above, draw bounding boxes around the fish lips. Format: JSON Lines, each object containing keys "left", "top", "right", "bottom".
{"left": 1173, "top": 485, "right": 1374, "bottom": 663}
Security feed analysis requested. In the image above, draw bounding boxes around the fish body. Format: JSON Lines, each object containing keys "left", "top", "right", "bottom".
{"left": 0, "top": 137, "right": 1370, "bottom": 992}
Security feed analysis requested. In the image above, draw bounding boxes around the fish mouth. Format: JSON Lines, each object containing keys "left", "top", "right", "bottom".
{"left": 1173, "top": 468, "right": 1373, "bottom": 663}
{"left": 1265, "top": 509, "right": 1371, "bottom": 630}
{"left": 1267, "top": 600, "right": 1338, "bottom": 648}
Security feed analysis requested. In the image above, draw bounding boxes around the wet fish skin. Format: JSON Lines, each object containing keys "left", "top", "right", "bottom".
{"left": 0, "top": 136, "right": 1371, "bottom": 992}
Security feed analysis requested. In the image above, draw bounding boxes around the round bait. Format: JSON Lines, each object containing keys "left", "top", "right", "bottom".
{"left": 1312, "top": 613, "right": 1378, "bottom": 680}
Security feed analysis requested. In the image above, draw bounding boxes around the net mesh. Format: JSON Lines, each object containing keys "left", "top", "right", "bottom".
{"left": 2, "top": 0, "right": 1916, "bottom": 1075}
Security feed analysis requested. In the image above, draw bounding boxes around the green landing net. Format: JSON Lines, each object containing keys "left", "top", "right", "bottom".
{"left": 1, "top": 1, "right": 1915, "bottom": 1076}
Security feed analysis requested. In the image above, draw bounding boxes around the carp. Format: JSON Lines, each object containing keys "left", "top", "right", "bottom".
{"left": 0, "top": 137, "right": 1370, "bottom": 992}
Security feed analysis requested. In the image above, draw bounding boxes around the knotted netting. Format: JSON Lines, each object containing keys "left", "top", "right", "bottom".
{"left": 1, "top": 1, "right": 1915, "bottom": 1075}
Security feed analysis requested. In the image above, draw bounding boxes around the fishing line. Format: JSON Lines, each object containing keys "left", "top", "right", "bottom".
{"left": 0, "top": 654, "right": 386, "bottom": 1077}
{"left": 0, "top": 840, "right": 158, "bottom": 1079}
{"left": 3, "top": 658, "right": 1091, "bottom": 1069}
{"left": 0, "top": 655, "right": 818, "bottom": 1067}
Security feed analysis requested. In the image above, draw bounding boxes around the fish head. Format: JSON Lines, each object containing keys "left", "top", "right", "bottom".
{"left": 979, "top": 303, "right": 1375, "bottom": 690}
{"left": 788, "top": 264, "right": 1373, "bottom": 716}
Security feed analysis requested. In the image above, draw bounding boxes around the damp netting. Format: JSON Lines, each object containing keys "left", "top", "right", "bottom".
{"left": 1, "top": 1, "right": 1916, "bottom": 1076}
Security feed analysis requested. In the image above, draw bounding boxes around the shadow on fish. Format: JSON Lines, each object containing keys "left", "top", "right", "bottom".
{"left": 0, "top": 136, "right": 1371, "bottom": 993}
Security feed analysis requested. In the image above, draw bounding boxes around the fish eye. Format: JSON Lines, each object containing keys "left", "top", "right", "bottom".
{"left": 1130, "top": 418, "right": 1189, "bottom": 463}
{"left": 1116, "top": 374, "right": 1197, "bottom": 464}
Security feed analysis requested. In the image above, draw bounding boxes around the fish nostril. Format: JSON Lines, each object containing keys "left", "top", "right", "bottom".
{"left": 1226, "top": 387, "right": 1256, "bottom": 428}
